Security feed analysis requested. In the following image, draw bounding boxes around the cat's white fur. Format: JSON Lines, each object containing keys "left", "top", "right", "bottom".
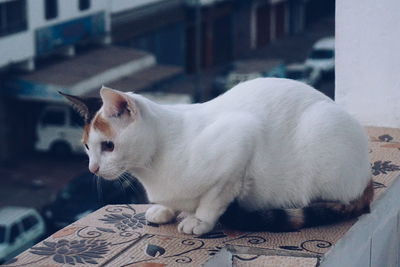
{"left": 87, "top": 78, "right": 371, "bottom": 235}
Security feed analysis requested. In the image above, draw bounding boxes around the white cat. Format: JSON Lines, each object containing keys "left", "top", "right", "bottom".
{"left": 62, "top": 78, "right": 373, "bottom": 235}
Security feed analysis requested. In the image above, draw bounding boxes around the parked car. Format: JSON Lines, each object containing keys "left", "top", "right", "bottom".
{"left": 305, "top": 36, "right": 335, "bottom": 76}
{"left": 35, "top": 105, "right": 85, "bottom": 156}
{"left": 0, "top": 207, "right": 45, "bottom": 264}
{"left": 214, "top": 59, "right": 285, "bottom": 94}
{"left": 285, "top": 63, "right": 321, "bottom": 87}
{"left": 41, "top": 172, "right": 147, "bottom": 234}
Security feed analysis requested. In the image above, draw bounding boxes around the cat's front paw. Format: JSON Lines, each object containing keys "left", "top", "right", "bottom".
{"left": 145, "top": 204, "right": 176, "bottom": 224}
{"left": 177, "top": 215, "right": 214, "bottom": 235}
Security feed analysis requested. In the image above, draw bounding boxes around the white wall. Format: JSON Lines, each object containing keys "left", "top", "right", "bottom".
{"left": 0, "top": 0, "right": 110, "bottom": 68}
{"left": 0, "top": 0, "right": 34, "bottom": 67}
{"left": 28, "top": 0, "right": 108, "bottom": 29}
{"left": 0, "top": 32, "right": 33, "bottom": 67}
{"left": 336, "top": 0, "right": 400, "bottom": 127}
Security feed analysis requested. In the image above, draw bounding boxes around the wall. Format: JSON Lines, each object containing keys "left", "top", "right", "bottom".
{"left": 128, "top": 23, "right": 185, "bottom": 66}
{"left": 336, "top": 0, "right": 400, "bottom": 127}
{"left": 0, "top": 0, "right": 109, "bottom": 68}
{"left": 0, "top": 0, "right": 32, "bottom": 67}
{"left": 28, "top": 0, "right": 108, "bottom": 29}
{"left": 0, "top": 88, "right": 7, "bottom": 162}
{"left": 0, "top": 32, "right": 33, "bottom": 67}
{"left": 110, "top": 0, "right": 166, "bottom": 14}
{"left": 232, "top": 2, "right": 251, "bottom": 57}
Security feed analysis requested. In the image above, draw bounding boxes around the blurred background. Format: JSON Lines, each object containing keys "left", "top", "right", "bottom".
{"left": 0, "top": 0, "right": 334, "bottom": 262}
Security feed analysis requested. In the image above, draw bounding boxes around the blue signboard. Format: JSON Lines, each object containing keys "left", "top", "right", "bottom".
{"left": 4, "top": 79, "right": 66, "bottom": 102}
{"left": 36, "top": 12, "right": 106, "bottom": 55}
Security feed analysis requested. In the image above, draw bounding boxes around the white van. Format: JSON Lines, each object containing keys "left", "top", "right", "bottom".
{"left": 305, "top": 36, "right": 335, "bottom": 75}
{"left": 35, "top": 105, "right": 85, "bottom": 155}
{"left": 0, "top": 207, "right": 45, "bottom": 263}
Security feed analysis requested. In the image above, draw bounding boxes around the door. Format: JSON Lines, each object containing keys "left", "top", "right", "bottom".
{"left": 275, "top": 2, "right": 286, "bottom": 39}
{"left": 21, "top": 214, "right": 43, "bottom": 245}
{"left": 6, "top": 222, "right": 24, "bottom": 259}
{"left": 256, "top": 3, "right": 271, "bottom": 48}
{"left": 213, "top": 14, "right": 233, "bottom": 66}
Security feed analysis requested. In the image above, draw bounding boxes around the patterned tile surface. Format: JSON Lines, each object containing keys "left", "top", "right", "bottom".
{"left": 233, "top": 254, "right": 318, "bottom": 267}
{"left": 5, "top": 127, "right": 400, "bottom": 266}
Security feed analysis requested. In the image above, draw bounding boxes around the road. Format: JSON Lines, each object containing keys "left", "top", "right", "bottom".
{"left": 0, "top": 154, "right": 87, "bottom": 209}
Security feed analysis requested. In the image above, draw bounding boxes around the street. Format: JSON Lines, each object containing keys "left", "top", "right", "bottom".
{"left": 0, "top": 154, "right": 87, "bottom": 209}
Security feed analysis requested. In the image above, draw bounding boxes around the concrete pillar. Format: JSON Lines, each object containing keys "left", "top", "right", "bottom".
{"left": 335, "top": 0, "right": 400, "bottom": 127}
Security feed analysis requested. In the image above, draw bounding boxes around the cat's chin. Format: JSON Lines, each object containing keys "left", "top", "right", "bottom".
{"left": 100, "top": 176, "right": 119, "bottom": 181}
{"left": 97, "top": 172, "right": 122, "bottom": 181}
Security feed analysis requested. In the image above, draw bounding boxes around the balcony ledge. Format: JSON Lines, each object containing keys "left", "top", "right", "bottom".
{"left": 6, "top": 126, "right": 400, "bottom": 267}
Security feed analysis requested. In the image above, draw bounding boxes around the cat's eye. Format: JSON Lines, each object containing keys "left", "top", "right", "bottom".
{"left": 101, "top": 141, "right": 114, "bottom": 152}
{"left": 84, "top": 144, "right": 89, "bottom": 150}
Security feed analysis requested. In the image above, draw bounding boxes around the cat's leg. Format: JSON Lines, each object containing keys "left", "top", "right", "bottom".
{"left": 145, "top": 204, "right": 177, "bottom": 224}
{"left": 178, "top": 181, "right": 237, "bottom": 235}
{"left": 177, "top": 116, "right": 253, "bottom": 235}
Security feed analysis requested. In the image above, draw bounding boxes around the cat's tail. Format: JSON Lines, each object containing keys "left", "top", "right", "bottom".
{"left": 219, "top": 180, "right": 374, "bottom": 232}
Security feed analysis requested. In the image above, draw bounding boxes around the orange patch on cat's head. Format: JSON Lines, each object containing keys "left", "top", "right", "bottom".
{"left": 92, "top": 114, "right": 113, "bottom": 137}
{"left": 81, "top": 113, "right": 113, "bottom": 144}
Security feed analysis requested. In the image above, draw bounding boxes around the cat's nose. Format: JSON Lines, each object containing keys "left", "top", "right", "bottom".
{"left": 89, "top": 164, "right": 100, "bottom": 174}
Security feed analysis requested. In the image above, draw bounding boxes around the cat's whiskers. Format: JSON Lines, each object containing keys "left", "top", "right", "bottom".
{"left": 118, "top": 158, "right": 150, "bottom": 171}
{"left": 90, "top": 174, "right": 99, "bottom": 207}
{"left": 95, "top": 174, "right": 104, "bottom": 206}
{"left": 120, "top": 173, "right": 139, "bottom": 197}
{"left": 99, "top": 164, "right": 126, "bottom": 179}
{"left": 118, "top": 175, "right": 132, "bottom": 204}
{"left": 115, "top": 176, "right": 128, "bottom": 204}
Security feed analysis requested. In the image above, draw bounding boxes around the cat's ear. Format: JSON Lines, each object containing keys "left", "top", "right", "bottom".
{"left": 59, "top": 92, "right": 102, "bottom": 123}
{"left": 100, "top": 86, "right": 136, "bottom": 119}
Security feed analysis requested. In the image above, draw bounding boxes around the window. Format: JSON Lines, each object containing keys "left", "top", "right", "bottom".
{"left": 42, "top": 110, "right": 66, "bottom": 126}
{"left": 0, "top": 226, "right": 5, "bottom": 243}
{"left": 9, "top": 223, "right": 21, "bottom": 244}
{"left": 310, "top": 49, "right": 334, "bottom": 59}
{"left": 44, "top": 0, "right": 58, "bottom": 20}
{"left": 0, "top": 0, "right": 28, "bottom": 37}
{"left": 22, "top": 215, "right": 38, "bottom": 231}
{"left": 79, "top": 0, "right": 90, "bottom": 11}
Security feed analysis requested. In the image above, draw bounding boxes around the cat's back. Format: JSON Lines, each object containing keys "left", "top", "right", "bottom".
{"left": 207, "top": 78, "right": 329, "bottom": 118}
{"left": 208, "top": 78, "right": 370, "bottom": 208}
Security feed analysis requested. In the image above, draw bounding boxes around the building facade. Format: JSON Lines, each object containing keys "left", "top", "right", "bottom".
{"left": 0, "top": 0, "right": 110, "bottom": 71}
{"left": 185, "top": 0, "right": 307, "bottom": 71}
{"left": 0, "top": 0, "right": 310, "bottom": 73}
{"left": 0, "top": 0, "right": 313, "bottom": 161}
{"left": 110, "top": 0, "right": 186, "bottom": 67}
